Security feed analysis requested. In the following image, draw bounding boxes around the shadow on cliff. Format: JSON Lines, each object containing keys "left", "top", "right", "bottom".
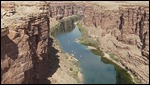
{"left": 22, "top": 37, "right": 60, "bottom": 84}
{"left": 36, "top": 37, "right": 60, "bottom": 84}
{"left": 22, "top": 16, "right": 60, "bottom": 84}
{"left": 1, "top": 36, "right": 18, "bottom": 60}
{"left": 1, "top": 35, "right": 18, "bottom": 81}
{"left": 47, "top": 37, "right": 60, "bottom": 83}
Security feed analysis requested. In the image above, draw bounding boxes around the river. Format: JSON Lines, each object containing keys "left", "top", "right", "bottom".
{"left": 51, "top": 16, "right": 134, "bottom": 84}
{"left": 54, "top": 25, "right": 117, "bottom": 84}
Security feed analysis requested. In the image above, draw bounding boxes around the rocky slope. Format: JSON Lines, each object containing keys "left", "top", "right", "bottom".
{"left": 1, "top": 1, "right": 83, "bottom": 84}
{"left": 1, "top": 1, "right": 50, "bottom": 84}
{"left": 78, "top": 2, "right": 149, "bottom": 84}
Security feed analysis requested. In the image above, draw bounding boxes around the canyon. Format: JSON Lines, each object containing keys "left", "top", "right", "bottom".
{"left": 78, "top": 1, "right": 149, "bottom": 83}
{"left": 1, "top": 1, "right": 149, "bottom": 84}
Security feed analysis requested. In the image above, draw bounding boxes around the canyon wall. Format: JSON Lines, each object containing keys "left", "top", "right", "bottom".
{"left": 80, "top": 3, "right": 149, "bottom": 84}
{"left": 118, "top": 5, "right": 149, "bottom": 59}
{"left": 82, "top": 4, "right": 149, "bottom": 59}
{"left": 1, "top": 1, "right": 83, "bottom": 84}
{"left": 49, "top": 2, "right": 83, "bottom": 18}
{"left": 1, "top": 2, "right": 50, "bottom": 84}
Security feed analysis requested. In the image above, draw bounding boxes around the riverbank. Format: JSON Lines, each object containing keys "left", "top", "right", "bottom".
{"left": 76, "top": 21, "right": 138, "bottom": 84}
{"left": 48, "top": 15, "right": 83, "bottom": 84}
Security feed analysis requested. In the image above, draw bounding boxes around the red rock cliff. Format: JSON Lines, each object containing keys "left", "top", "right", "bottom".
{"left": 80, "top": 2, "right": 149, "bottom": 84}
{"left": 1, "top": 1, "right": 83, "bottom": 84}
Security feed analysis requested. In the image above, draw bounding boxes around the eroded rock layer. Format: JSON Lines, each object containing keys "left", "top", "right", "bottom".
{"left": 1, "top": 1, "right": 82, "bottom": 84}
{"left": 79, "top": 2, "right": 149, "bottom": 84}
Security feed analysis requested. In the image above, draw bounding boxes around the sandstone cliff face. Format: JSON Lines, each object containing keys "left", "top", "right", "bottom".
{"left": 116, "top": 6, "right": 149, "bottom": 83}
{"left": 1, "top": 2, "right": 50, "bottom": 83}
{"left": 1, "top": 1, "right": 49, "bottom": 84}
{"left": 80, "top": 3, "right": 149, "bottom": 84}
{"left": 1, "top": 1, "right": 83, "bottom": 84}
{"left": 118, "top": 5, "right": 149, "bottom": 59}
{"left": 82, "top": 4, "right": 149, "bottom": 59}
{"left": 48, "top": 2, "right": 83, "bottom": 20}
